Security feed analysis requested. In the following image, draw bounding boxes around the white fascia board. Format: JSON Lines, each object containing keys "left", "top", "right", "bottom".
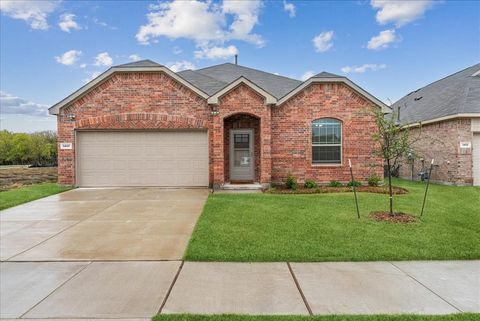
{"left": 402, "top": 113, "right": 480, "bottom": 128}
{"left": 207, "top": 77, "right": 277, "bottom": 105}
{"left": 48, "top": 66, "right": 209, "bottom": 115}
{"left": 276, "top": 77, "right": 391, "bottom": 113}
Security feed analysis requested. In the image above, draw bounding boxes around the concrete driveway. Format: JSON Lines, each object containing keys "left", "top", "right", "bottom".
{"left": 1, "top": 188, "right": 209, "bottom": 261}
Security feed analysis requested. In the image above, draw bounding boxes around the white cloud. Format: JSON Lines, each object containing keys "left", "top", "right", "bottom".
{"left": 0, "top": 0, "right": 59, "bottom": 30}
{"left": 136, "top": 1, "right": 224, "bottom": 45}
{"left": 371, "top": 0, "right": 435, "bottom": 27}
{"left": 367, "top": 29, "right": 398, "bottom": 50}
{"left": 58, "top": 13, "right": 81, "bottom": 32}
{"left": 94, "top": 52, "right": 113, "bottom": 66}
{"left": 136, "top": 0, "right": 264, "bottom": 56}
{"left": 79, "top": 63, "right": 87, "bottom": 68}
{"left": 283, "top": 1, "right": 296, "bottom": 17}
{"left": 194, "top": 45, "right": 238, "bottom": 60}
{"left": 129, "top": 54, "right": 141, "bottom": 62}
{"left": 222, "top": 0, "right": 264, "bottom": 46}
{"left": 313, "top": 31, "right": 334, "bottom": 53}
{"left": 341, "top": 63, "right": 386, "bottom": 74}
{"left": 301, "top": 70, "right": 315, "bottom": 81}
{"left": 83, "top": 71, "right": 102, "bottom": 83}
{"left": 0, "top": 91, "right": 49, "bottom": 116}
{"left": 55, "top": 50, "right": 82, "bottom": 66}
{"left": 167, "top": 61, "right": 196, "bottom": 72}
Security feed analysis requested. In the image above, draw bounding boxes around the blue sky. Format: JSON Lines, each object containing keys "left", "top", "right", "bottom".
{"left": 1, "top": 0, "right": 479, "bottom": 132}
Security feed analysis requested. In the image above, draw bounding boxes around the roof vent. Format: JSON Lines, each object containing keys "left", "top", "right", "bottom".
{"left": 414, "top": 96, "right": 423, "bottom": 101}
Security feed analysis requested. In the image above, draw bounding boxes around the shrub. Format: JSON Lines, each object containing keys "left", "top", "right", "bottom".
{"left": 347, "top": 180, "right": 361, "bottom": 187}
{"left": 304, "top": 179, "right": 318, "bottom": 189}
{"left": 367, "top": 174, "right": 381, "bottom": 187}
{"left": 328, "top": 180, "right": 343, "bottom": 187}
{"left": 284, "top": 172, "right": 297, "bottom": 190}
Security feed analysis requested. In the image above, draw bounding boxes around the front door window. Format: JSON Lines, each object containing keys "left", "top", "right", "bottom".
{"left": 230, "top": 130, "right": 254, "bottom": 181}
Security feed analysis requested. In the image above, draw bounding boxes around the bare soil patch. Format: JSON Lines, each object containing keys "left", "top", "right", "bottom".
{"left": 0, "top": 166, "right": 57, "bottom": 191}
{"left": 267, "top": 185, "right": 408, "bottom": 195}
{"left": 369, "top": 211, "right": 417, "bottom": 223}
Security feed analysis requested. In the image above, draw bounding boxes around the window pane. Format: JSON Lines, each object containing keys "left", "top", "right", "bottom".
{"left": 234, "top": 150, "right": 251, "bottom": 167}
{"left": 312, "top": 119, "right": 341, "bottom": 145}
{"left": 312, "top": 127, "right": 320, "bottom": 143}
{"left": 312, "top": 146, "right": 341, "bottom": 163}
{"left": 234, "top": 134, "right": 249, "bottom": 149}
{"left": 334, "top": 126, "right": 341, "bottom": 143}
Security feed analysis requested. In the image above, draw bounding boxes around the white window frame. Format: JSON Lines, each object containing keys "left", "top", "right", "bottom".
{"left": 312, "top": 118, "right": 342, "bottom": 165}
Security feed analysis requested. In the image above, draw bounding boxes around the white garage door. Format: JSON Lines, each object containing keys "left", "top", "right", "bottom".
{"left": 473, "top": 133, "right": 480, "bottom": 186}
{"left": 76, "top": 131, "right": 209, "bottom": 187}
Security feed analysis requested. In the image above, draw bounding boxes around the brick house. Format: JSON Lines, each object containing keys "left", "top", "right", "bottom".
{"left": 393, "top": 63, "right": 480, "bottom": 186}
{"left": 49, "top": 60, "right": 390, "bottom": 189}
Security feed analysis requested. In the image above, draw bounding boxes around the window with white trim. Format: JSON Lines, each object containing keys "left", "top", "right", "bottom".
{"left": 312, "top": 118, "right": 342, "bottom": 164}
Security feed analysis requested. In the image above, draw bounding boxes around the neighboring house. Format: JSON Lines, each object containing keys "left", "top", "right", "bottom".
{"left": 49, "top": 60, "right": 389, "bottom": 188}
{"left": 393, "top": 63, "right": 480, "bottom": 186}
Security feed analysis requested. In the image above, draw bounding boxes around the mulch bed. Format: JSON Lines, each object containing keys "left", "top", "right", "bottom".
{"left": 369, "top": 211, "right": 417, "bottom": 223}
{"left": 0, "top": 166, "right": 58, "bottom": 191}
{"left": 266, "top": 185, "right": 408, "bottom": 195}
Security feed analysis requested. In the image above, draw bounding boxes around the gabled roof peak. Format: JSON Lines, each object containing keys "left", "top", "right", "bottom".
{"left": 114, "top": 59, "right": 163, "bottom": 68}
{"left": 314, "top": 71, "right": 343, "bottom": 78}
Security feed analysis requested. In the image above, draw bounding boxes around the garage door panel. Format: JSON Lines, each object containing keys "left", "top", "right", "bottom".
{"left": 77, "top": 131, "right": 208, "bottom": 187}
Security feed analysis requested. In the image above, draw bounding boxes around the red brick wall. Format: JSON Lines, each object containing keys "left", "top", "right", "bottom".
{"left": 57, "top": 72, "right": 383, "bottom": 187}
{"left": 271, "top": 83, "right": 383, "bottom": 184}
{"left": 57, "top": 72, "right": 212, "bottom": 185}
{"left": 224, "top": 114, "right": 261, "bottom": 182}
{"left": 399, "top": 118, "right": 473, "bottom": 185}
{"left": 211, "top": 84, "right": 272, "bottom": 187}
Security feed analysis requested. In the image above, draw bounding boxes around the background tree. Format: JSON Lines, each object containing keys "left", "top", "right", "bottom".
{"left": 0, "top": 130, "right": 57, "bottom": 166}
{"left": 372, "top": 109, "right": 415, "bottom": 216}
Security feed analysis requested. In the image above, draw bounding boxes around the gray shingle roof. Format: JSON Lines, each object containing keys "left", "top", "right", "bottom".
{"left": 392, "top": 63, "right": 480, "bottom": 124}
{"left": 314, "top": 71, "right": 343, "bottom": 78}
{"left": 177, "top": 69, "right": 227, "bottom": 95}
{"left": 115, "top": 59, "right": 163, "bottom": 67}
{"left": 189, "top": 63, "right": 302, "bottom": 98}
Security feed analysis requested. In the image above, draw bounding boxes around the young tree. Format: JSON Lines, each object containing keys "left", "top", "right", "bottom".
{"left": 372, "top": 108, "right": 415, "bottom": 216}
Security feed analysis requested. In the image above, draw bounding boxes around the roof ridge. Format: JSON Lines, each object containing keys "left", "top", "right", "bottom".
{"left": 114, "top": 59, "right": 163, "bottom": 67}
{"left": 196, "top": 62, "right": 301, "bottom": 83}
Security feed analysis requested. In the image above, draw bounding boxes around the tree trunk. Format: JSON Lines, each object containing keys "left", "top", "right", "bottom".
{"left": 387, "top": 159, "right": 394, "bottom": 216}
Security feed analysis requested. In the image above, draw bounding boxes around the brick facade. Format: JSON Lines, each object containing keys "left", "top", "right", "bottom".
{"left": 272, "top": 83, "right": 383, "bottom": 184}
{"left": 57, "top": 71, "right": 383, "bottom": 187}
{"left": 399, "top": 118, "right": 474, "bottom": 185}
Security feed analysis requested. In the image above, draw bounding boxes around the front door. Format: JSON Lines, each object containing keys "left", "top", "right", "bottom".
{"left": 230, "top": 129, "right": 254, "bottom": 182}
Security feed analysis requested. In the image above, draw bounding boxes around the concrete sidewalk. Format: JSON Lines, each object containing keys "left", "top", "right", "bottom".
{"left": 1, "top": 260, "right": 479, "bottom": 319}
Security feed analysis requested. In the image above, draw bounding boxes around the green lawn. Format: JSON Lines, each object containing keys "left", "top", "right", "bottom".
{"left": 185, "top": 179, "right": 480, "bottom": 262}
{"left": 153, "top": 314, "right": 480, "bottom": 321}
{"left": 0, "top": 183, "right": 72, "bottom": 210}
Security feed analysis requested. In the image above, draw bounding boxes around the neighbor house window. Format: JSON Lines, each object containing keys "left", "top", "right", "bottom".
{"left": 312, "top": 118, "right": 342, "bottom": 164}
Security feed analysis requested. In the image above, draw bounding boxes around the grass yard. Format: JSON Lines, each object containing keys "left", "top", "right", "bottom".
{"left": 0, "top": 183, "right": 72, "bottom": 210}
{"left": 185, "top": 179, "right": 480, "bottom": 262}
{"left": 153, "top": 314, "right": 480, "bottom": 321}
